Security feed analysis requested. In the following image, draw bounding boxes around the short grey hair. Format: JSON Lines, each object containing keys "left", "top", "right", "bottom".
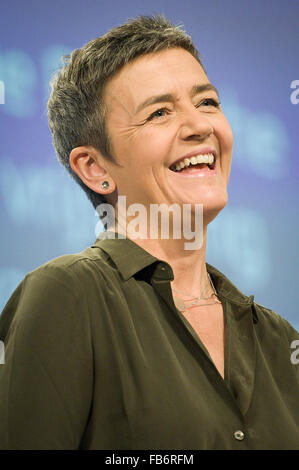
{"left": 47, "top": 15, "right": 204, "bottom": 223}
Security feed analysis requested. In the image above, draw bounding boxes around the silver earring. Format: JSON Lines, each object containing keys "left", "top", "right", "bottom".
{"left": 101, "top": 181, "right": 109, "bottom": 189}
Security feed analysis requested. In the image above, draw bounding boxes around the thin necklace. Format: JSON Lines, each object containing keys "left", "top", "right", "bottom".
{"left": 172, "top": 273, "right": 221, "bottom": 312}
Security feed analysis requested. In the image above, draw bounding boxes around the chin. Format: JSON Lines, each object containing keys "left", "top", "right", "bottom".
{"left": 202, "top": 192, "right": 229, "bottom": 226}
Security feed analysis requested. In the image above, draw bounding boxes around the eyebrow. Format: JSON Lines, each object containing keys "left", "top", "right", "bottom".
{"left": 135, "top": 83, "right": 220, "bottom": 114}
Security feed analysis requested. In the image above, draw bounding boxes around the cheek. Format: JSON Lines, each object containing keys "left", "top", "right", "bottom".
{"left": 217, "top": 115, "right": 234, "bottom": 153}
{"left": 133, "top": 129, "right": 173, "bottom": 168}
{"left": 110, "top": 123, "right": 169, "bottom": 168}
{"left": 213, "top": 116, "right": 233, "bottom": 182}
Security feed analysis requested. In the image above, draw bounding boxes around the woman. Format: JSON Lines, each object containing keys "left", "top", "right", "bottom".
{"left": 0, "top": 15, "right": 298, "bottom": 450}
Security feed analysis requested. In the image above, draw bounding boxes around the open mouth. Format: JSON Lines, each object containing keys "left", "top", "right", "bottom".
{"left": 169, "top": 153, "right": 216, "bottom": 173}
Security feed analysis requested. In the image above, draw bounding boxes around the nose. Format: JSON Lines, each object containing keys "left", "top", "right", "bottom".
{"left": 178, "top": 105, "right": 214, "bottom": 141}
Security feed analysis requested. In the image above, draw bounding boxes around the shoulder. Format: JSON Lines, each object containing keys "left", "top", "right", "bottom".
{"left": 20, "top": 244, "right": 115, "bottom": 295}
{"left": 0, "top": 245, "right": 114, "bottom": 341}
{"left": 252, "top": 302, "right": 299, "bottom": 381}
{"left": 253, "top": 301, "right": 299, "bottom": 342}
{"left": 207, "top": 262, "right": 298, "bottom": 339}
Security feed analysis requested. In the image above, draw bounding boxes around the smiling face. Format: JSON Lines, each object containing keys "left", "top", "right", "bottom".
{"left": 102, "top": 47, "right": 233, "bottom": 226}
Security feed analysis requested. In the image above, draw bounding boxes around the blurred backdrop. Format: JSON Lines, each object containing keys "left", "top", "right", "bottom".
{"left": 0, "top": 0, "right": 298, "bottom": 329}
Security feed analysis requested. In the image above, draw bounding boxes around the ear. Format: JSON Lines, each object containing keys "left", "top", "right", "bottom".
{"left": 69, "top": 146, "right": 116, "bottom": 195}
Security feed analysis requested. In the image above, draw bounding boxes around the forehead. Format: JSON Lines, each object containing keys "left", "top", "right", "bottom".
{"left": 103, "top": 48, "right": 210, "bottom": 112}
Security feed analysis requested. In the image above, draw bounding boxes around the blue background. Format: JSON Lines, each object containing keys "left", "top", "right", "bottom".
{"left": 0, "top": 0, "right": 298, "bottom": 329}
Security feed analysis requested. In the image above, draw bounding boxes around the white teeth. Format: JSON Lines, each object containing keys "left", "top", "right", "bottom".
{"left": 172, "top": 153, "right": 214, "bottom": 172}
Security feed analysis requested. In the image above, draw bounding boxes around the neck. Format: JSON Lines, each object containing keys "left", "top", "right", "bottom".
{"left": 109, "top": 220, "right": 210, "bottom": 298}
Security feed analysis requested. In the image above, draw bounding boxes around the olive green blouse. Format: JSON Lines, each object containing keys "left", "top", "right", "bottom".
{"left": 0, "top": 232, "right": 298, "bottom": 450}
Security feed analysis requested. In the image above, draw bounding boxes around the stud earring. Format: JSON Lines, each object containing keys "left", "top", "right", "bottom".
{"left": 101, "top": 181, "right": 109, "bottom": 189}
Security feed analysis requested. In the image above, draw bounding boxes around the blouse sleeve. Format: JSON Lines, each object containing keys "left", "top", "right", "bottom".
{"left": 0, "top": 265, "right": 94, "bottom": 450}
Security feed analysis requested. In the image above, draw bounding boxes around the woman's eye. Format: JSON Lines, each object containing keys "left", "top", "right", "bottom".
{"left": 147, "top": 108, "right": 168, "bottom": 121}
{"left": 199, "top": 98, "right": 221, "bottom": 108}
{"left": 146, "top": 99, "right": 220, "bottom": 122}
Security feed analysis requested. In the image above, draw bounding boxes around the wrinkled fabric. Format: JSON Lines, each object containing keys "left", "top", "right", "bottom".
{"left": 0, "top": 231, "right": 298, "bottom": 450}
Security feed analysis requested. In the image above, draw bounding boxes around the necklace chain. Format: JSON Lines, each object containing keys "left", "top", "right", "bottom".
{"left": 172, "top": 273, "right": 221, "bottom": 311}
